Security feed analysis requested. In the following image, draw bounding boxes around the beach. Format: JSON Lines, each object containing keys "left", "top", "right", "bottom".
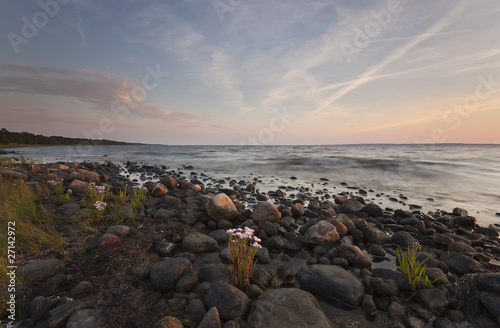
{"left": 1, "top": 156, "right": 500, "bottom": 327}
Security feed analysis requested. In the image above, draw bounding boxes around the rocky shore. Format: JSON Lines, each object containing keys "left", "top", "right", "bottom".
{"left": 1, "top": 160, "right": 500, "bottom": 328}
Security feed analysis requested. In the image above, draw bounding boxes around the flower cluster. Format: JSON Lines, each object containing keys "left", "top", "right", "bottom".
{"left": 227, "top": 227, "right": 261, "bottom": 290}
{"left": 58, "top": 188, "right": 72, "bottom": 205}
{"left": 88, "top": 182, "right": 106, "bottom": 204}
{"left": 93, "top": 200, "right": 107, "bottom": 221}
{"left": 47, "top": 179, "right": 64, "bottom": 194}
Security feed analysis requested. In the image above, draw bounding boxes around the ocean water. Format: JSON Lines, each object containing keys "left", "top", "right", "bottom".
{"left": 9, "top": 144, "right": 500, "bottom": 226}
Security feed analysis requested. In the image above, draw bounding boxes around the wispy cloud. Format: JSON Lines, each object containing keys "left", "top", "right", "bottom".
{"left": 0, "top": 61, "right": 206, "bottom": 124}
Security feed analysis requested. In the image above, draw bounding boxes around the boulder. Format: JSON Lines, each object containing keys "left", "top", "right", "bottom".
{"left": 152, "top": 316, "right": 184, "bottom": 328}
{"left": 47, "top": 299, "right": 85, "bottom": 328}
{"left": 302, "top": 220, "right": 340, "bottom": 246}
{"left": 150, "top": 182, "right": 168, "bottom": 197}
{"left": 247, "top": 288, "right": 334, "bottom": 328}
{"left": 440, "top": 252, "right": 485, "bottom": 275}
{"left": 361, "top": 224, "right": 391, "bottom": 245}
{"left": 337, "top": 245, "right": 372, "bottom": 268}
{"left": 150, "top": 258, "right": 192, "bottom": 291}
{"left": 182, "top": 232, "right": 219, "bottom": 253}
{"left": 198, "top": 306, "right": 222, "bottom": 328}
{"left": 18, "top": 259, "right": 65, "bottom": 284}
{"left": 477, "top": 272, "right": 500, "bottom": 295}
{"left": 252, "top": 202, "right": 282, "bottom": 223}
{"left": 67, "top": 309, "right": 104, "bottom": 328}
{"left": 361, "top": 203, "right": 384, "bottom": 218}
{"left": 415, "top": 289, "right": 448, "bottom": 313}
{"left": 206, "top": 193, "right": 239, "bottom": 221}
{"left": 66, "top": 179, "right": 89, "bottom": 196}
{"left": 296, "top": 264, "right": 364, "bottom": 308}
{"left": 391, "top": 231, "right": 416, "bottom": 247}
{"left": 204, "top": 281, "right": 250, "bottom": 321}
{"left": 0, "top": 170, "right": 29, "bottom": 180}
{"left": 337, "top": 199, "right": 363, "bottom": 214}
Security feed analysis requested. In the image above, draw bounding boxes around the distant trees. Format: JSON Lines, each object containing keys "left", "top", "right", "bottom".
{"left": 0, "top": 128, "right": 133, "bottom": 146}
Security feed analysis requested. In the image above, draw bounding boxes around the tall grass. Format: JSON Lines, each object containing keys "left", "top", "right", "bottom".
{"left": 0, "top": 178, "right": 65, "bottom": 286}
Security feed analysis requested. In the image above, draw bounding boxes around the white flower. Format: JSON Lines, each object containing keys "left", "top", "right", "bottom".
{"left": 252, "top": 242, "right": 262, "bottom": 249}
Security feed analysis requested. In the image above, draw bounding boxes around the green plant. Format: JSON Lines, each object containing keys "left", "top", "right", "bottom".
{"left": 58, "top": 189, "right": 72, "bottom": 205}
{"left": 35, "top": 181, "right": 51, "bottom": 198}
{"left": 117, "top": 185, "right": 128, "bottom": 205}
{"left": 129, "top": 185, "right": 147, "bottom": 217}
{"left": 47, "top": 179, "right": 64, "bottom": 194}
{"left": 227, "top": 227, "right": 261, "bottom": 290}
{"left": 396, "top": 243, "right": 441, "bottom": 293}
{"left": 88, "top": 182, "right": 106, "bottom": 205}
{"left": 0, "top": 179, "right": 64, "bottom": 286}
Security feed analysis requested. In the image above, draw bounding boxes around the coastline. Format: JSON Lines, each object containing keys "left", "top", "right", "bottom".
{"left": 1, "top": 159, "right": 499, "bottom": 327}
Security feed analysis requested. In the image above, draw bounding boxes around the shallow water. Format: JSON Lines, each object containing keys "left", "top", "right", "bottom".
{"left": 8, "top": 144, "right": 500, "bottom": 226}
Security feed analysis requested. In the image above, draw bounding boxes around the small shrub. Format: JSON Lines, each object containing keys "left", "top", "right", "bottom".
{"left": 396, "top": 243, "right": 441, "bottom": 293}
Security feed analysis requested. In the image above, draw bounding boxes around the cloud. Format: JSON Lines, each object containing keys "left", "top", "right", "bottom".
{"left": 0, "top": 61, "right": 206, "bottom": 124}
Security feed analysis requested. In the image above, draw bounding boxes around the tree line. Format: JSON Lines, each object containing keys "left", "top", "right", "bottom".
{"left": 0, "top": 128, "right": 136, "bottom": 146}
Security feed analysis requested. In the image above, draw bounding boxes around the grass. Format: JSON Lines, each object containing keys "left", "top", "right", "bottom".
{"left": 0, "top": 178, "right": 65, "bottom": 285}
{"left": 395, "top": 243, "right": 441, "bottom": 293}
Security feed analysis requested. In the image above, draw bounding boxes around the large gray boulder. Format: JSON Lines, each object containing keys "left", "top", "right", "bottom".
{"left": 247, "top": 288, "right": 335, "bottom": 328}
{"left": 182, "top": 232, "right": 219, "bottom": 253}
{"left": 18, "top": 259, "right": 65, "bottom": 284}
{"left": 150, "top": 258, "right": 192, "bottom": 291}
{"left": 204, "top": 281, "right": 250, "bottom": 321}
{"left": 296, "top": 265, "right": 364, "bottom": 308}
{"left": 206, "top": 193, "right": 239, "bottom": 221}
{"left": 440, "top": 252, "right": 485, "bottom": 275}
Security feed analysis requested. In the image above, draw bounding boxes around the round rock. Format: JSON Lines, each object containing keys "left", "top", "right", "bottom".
{"left": 150, "top": 257, "right": 192, "bottom": 291}
{"left": 252, "top": 202, "right": 282, "bottom": 223}
{"left": 206, "top": 193, "right": 239, "bottom": 221}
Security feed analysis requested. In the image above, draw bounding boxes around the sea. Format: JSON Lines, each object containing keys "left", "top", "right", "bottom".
{"left": 8, "top": 144, "right": 500, "bottom": 227}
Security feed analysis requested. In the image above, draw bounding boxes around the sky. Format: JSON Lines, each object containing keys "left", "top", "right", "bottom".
{"left": 1, "top": 0, "right": 500, "bottom": 145}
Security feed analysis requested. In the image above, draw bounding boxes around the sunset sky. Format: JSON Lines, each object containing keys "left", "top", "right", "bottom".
{"left": 1, "top": 0, "right": 500, "bottom": 145}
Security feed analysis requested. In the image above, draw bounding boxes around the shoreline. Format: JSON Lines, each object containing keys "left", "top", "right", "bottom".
{"left": 1, "top": 160, "right": 500, "bottom": 327}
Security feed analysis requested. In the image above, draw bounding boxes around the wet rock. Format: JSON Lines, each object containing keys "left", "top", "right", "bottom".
{"left": 440, "top": 252, "right": 485, "bottom": 274}
{"left": 372, "top": 268, "right": 409, "bottom": 291}
{"left": 433, "top": 317, "right": 457, "bottom": 328}
{"left": 478, "top": 291, "right": 500, "bottom": 318}
{"left": 255, "top": 247, "right": 271, "bottom": 264}
{"left": 302, "top": 220, "right": 340, "bottom": 246}
{"left": 337, "top": 199, "right": 364, "bottom": 214}
{"left": 368, "top": 244, "right": 387, "bottom": 257}
{"left": 291, "top": 203, "right": 306, "bottom": 218}
{"left": 18, "top": 258, "right": 65, "bottom": 284}
{"left": 362, "top": 294, "right": 377, "bottom": 315}
{"left": 337, "top": 245, "right": 372, "bottom": 268}
{"left": 66, "top": 309, "right": 104, "bottom": 328}
{"left": 252, "top": 201, "right": 282, "bottom": 223}
{"left": 388, "top": 301, "right": 405, "bottom": 318}
{"left": 40, "top": 273, "right": 65, "bottom": 296}
{"left": 477, "top": 272, "right": 500, "bottom": 294}
{"left": 209, "top": 229, "right": 229, "bottom": 243}
{"left": 360, "top": 223, "right": 391, "bottom": 245}
{"left": 206, "top": 193, "right": 239, "bottom": 221}
{"left": 326, "top": 218, "right": 348, "bottom": 237}
{"left": 391, "top": 231, "right": 416, "bottom": 247}
{"left": 185, "top": 299, "right": 207, "bottom": 326}
{"left": 150, "top": 257, "right": 192, "bottom": 291}
{"left": 247, "top": 288, "right": 335, "bottom": 328}
{"left": 47, "top": 299, "right": 85, "bottom": 328}
{"left": 198, "top": 306, "right": 222, "bottom": 328}
{"left": 415, "top": 289, "right": 448, "bottom": 313}
{"left": 182, "top": 232, "right": 219, "bottom": 253}
{"left": 361, "top": 203, "right": 384, "bottom": 218}
{"left": 149, "top": 182, "right": 168, "bottom": 197}
{"left": 198, "top": 263, "right": 232, "bottom": 284}
{"left": 152, "top": 316, "right": 184, "bottom": 328}
{"left": 371, "top": 277, "right": 399, "bottom": 296}
{"left": 204, "top": 281, "right": 250, "bottom": 321}
{"left": 403, "top": 316, "right": 426, "bottom": 328}
{"left": 176, "top": 269, "right": 199, "bottom": 292}
{"left": 159, "top": 176, "right": 178, "bottom": 189}
{"left": 455, "top": 216, "right": 477, "bottom": 229}
{"left": 447, "top": 242, "right": 476, "bottom": 255}
{"left": 296, "top": 264, "right": 364, "bottom": 308}
{"left": 336, "top": 214, "right": 355, "bottom": 233}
